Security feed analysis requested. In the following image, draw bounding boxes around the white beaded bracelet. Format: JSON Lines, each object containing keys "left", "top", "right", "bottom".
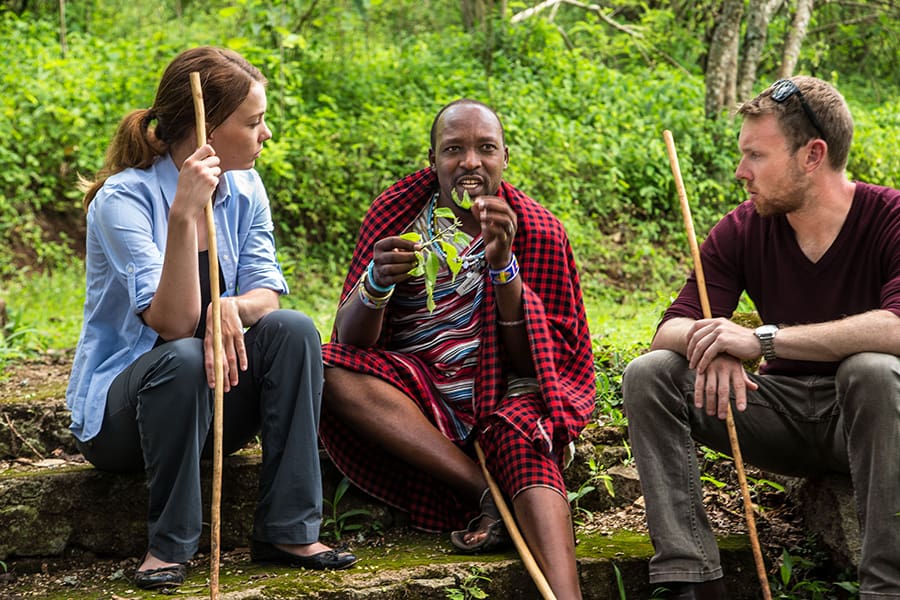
{"left": 497, "top": 319, "right": 525, "bottom": 327}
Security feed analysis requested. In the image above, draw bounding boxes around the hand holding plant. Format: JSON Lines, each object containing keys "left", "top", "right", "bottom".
{"left": 403, "top": 206, "right": 469, "bottom": 312}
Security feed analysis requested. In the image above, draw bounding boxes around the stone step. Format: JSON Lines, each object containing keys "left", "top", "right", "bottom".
{"left": 0, "top": 442, "right": 762, "bottom": 599}
{"left": 0, "top": 392, "right": 859, "bottom": 598}
{"left": 0, "top": 451, "right": 401, "bottom": 561}
{"left": 2, "top": 529, "right": 759, "bottom": 599}
{"left": 0, "top": 396, "right": 645, "bottom": 560}
{"left": 0, "top": 448, "right": 642, "bottom": 559}
{"left": 0, "top": 396, "right": 75, "bottom": 461}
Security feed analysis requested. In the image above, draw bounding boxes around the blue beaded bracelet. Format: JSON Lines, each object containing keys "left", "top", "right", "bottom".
{"left": 366, "top": 260, "right": 395, "bottom": 294}
{"left": 489, "top": 254, "right": 519, "bottom": 285}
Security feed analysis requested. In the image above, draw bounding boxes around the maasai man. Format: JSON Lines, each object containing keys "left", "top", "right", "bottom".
{"left": 319, "top": 99, "right": 595, "bottom": 600}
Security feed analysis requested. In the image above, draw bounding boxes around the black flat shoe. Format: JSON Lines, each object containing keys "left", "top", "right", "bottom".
{"left": 133, "top": 563, "right": 187, "bottom": 590}
{"left": 250, "top": 540, "right": 358, "bottom": 570}
{"left": 655, "top": 578, "right": 727, "bottom": 600}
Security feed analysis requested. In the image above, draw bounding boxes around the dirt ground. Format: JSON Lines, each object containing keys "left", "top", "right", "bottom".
{"left": 0, "top": 351, "right": 72, "bottom": 404}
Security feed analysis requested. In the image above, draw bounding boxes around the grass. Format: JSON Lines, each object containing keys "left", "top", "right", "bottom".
{"left": 1, "top": 264, "right": 86, "bottom": 365}
{"left": 0, "top": 260, "right": 662, "bottom": 363}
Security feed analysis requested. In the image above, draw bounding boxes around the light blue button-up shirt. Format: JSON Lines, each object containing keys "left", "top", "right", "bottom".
{"left": 66, "top": 154, "right": 289, "bottom": 442}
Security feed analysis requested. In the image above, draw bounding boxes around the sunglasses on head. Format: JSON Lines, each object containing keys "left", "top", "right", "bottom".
{"left": 770, "top": 79, "right": 827, "bottom": 143}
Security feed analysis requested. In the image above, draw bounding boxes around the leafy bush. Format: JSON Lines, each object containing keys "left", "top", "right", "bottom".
{"left": 0, "top": 11, "right": 192, "bottom": 276}
{"left": 1, "top": 2, "right": 899, "bottom": 300}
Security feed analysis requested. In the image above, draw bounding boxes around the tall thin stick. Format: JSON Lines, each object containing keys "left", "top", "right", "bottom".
{"left": 190, "top": 71, "right": 225, "bottom": 600}
{"left": 663, "top": 129, "right": 772, "bottom": 600}
{"left": 473, "top": 441, "right": 557, "bottom": 600}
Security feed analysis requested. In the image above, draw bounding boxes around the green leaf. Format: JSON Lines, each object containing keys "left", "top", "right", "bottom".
{"left": 441, "top": 241, "right": 462, "bottom": 281}
{"left": 452, "top": 231, "right": 470, "bottom": 245}
{"left": 338, "top": 508, "right": 372, "bottom": 519}
{"left": 408, "top": 250, "right": 425, "bottom": 276}
{"left": 334, "top": 477, "right": 350, "bottom": 505}
{"left": 613, "top": 563, "right": 626, "bottom": 600}
{"left": 400, "top": 231, "right": 422, "bottom": 242}
{"left": 434, "top": 207, "right": 455, "bottom": 220}
{"left": 780, "top": 549, "right": 793, "bottom": 586}
{"left": 452, "top": 188, "right": 473, "bottom": 209}
{"left": 424, "top": 251, "right": 440, "bottom": 312}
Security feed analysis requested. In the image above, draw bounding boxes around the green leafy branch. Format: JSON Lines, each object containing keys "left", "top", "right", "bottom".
{"left": 401, "top": 206, "right": 470, "bottom": 312}
{"left": 445, "top": 565, "right": 491, "bottom": 599}
{"left": 322, "top": 477, "right": 375, "bottom": 541}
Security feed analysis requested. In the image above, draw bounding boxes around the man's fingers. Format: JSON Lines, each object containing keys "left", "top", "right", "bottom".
{"left": 717, "top": 384, "right": 731, "bottom": 420}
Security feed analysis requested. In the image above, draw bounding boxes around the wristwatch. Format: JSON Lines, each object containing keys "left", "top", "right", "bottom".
{"left": 754, "top": 324, "right": 779, "bottom": 361}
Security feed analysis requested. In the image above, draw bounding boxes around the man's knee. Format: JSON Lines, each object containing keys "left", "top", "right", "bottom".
{"left": 836, "top": 352, "right": 900, "bottom": 414}
{"left": 622, "top": 349, "right": 689, "bottom": 410}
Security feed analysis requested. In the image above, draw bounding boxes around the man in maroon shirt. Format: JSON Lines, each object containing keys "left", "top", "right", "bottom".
{"left": 623, "top": 76, "right": 900, "bottom": 599}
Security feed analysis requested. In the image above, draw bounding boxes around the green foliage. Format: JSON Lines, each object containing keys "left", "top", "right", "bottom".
{"left": 0, "top": 306, "right": 41, "bottom": 371}
{"left": 403, "top": 206, "right": 467, "bottom": 312}
{"left": 847, "top": 96, "right": 900, "bottom": 188}
{"left": 3, "top": 1, "right": 900, "bottom": 300}
{"left": 698, "top": 446, "right": 731, "bottom": 490}
{"left": 800, "top": 3, "right": 900, "bottom": 89}
{"left": 772, "top": 547, "right": 859, "bottom": 600}
{"left": 0, "top": 264, "right": 84, "bottom": 371}
{"left": 322, "top": 476, "right": 376, "bottom": 541}
{"left": 0, "top": 9, "right": 192, "bottom": 276}
{"left": 592, "top": 332, "right": 647, "bottom": 426}
{"left": 445, "top": 566, "right": 491, "bottom": 600}
{"left": 568, "top": 453, "right": 616, "bottom": 524}
{"left": 612, "top": 562, "right": 626, "bottom": 600}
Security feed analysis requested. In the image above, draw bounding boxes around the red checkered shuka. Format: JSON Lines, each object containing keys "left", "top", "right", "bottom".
{"left": 321, "top": 167, "right": 595, "bottom": 531}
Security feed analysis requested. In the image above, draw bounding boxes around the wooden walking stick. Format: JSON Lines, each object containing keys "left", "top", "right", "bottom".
{"left": 663, "top": 129, "right": 772, "bottom": 600}
{"left": 473, "top": 440, "right": 557, "bottom": 600}
{"left": 190, "top": 71, "right": 225, "bottom": 600}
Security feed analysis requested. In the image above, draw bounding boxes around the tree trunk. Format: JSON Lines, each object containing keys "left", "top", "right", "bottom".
{"left": 58, "top": 0, "right": 67, "bottom": 58}
{"left": 737, "top": 0, "right": 784, "bottom": 102}
{"left": 704, "top": 0, "right": 745, "bottom": 119}
{"left": 461, "top": 0, "right": 486, "bottom": 31}
{"left": 779, "top": 0, "right": 814, "bottom": 78}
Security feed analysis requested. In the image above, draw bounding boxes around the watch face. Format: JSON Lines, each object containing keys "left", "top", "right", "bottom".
{"left": 756, "top": 324, "right": 779, "bottom": 336}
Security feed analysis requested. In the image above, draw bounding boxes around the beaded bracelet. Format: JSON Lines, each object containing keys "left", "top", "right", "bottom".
{"left": 357, "top": 271, "right": 393, "bottom": 310}
{"left": 366, "top": 261, "right": 395, "bottom": 294}
{"left": 489, "top": 254, "right": 519, "bottom": 285}
{"left": 497, "top": 319, "right": 525, "bottom": 327}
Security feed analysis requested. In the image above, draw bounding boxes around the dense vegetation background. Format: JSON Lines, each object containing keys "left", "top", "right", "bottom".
{"left": 4, "top": 0, "right": 899, "bottom": 294}
{"left": 0, "top": 0, "right": 898, "bottom": 378}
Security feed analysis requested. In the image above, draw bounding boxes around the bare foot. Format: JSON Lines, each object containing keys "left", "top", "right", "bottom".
{"left": 459, "top": 515, "right": 499, "bottom": 546}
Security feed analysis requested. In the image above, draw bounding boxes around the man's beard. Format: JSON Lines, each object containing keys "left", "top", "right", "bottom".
{"left": 751, "top": 164, "right": 808, "bottom": 217}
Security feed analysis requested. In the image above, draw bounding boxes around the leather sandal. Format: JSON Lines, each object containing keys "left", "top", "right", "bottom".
{"left": 133, "top": 562, "right": 186, "bottom": 590}
{"left": 450, "top": 488, "right": 512, "bottom": 554}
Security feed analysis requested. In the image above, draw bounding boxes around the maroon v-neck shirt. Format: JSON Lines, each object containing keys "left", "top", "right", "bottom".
{"left": 663, "top": 182, "right": 900, "bottom": 376}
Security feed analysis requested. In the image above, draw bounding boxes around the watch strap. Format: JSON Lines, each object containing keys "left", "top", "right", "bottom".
{"left": 755, "top": 324, "right": 779, "bottom": 361}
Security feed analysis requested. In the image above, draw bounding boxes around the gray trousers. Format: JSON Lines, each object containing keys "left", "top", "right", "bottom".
{"left": 76, "top": 310, "right": 324, "bottom": 564}
{"left": 622, "top": 349, "right": 900, "bottom": 598}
